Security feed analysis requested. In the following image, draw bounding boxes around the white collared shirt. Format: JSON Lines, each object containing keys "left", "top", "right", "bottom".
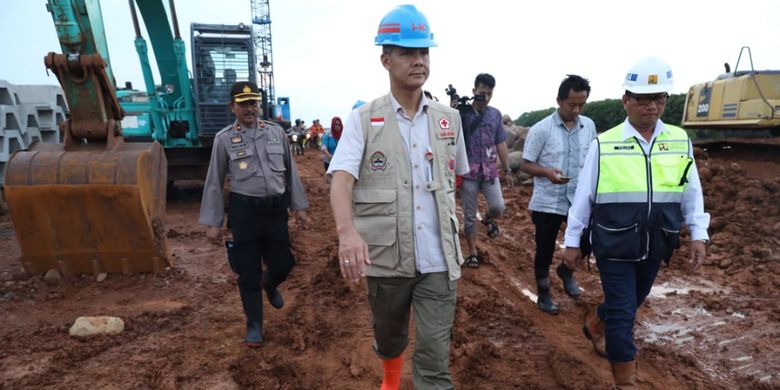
{"left": 563, "top": 119, "right": 710, "bottom": 248}
{"left": 328, "top": 92, "right": 469, "bottom": 273}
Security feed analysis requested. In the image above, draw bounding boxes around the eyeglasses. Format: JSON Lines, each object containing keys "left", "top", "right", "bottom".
{"left": 629, "top": 93, "right": 668, "bottom": 106}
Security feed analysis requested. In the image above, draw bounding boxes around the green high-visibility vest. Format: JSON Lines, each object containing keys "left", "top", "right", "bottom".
{"left": 590, "top": 123, "right": 693, "bottom": 262}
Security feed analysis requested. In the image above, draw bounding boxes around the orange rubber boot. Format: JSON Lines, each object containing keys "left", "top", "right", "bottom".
{"left": 380, "top": 355, "right": 403, "bottom": 390}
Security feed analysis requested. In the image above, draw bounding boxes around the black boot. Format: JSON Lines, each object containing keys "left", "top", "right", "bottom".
{"left": 536, "top": 277, "right": 560, "bottom": 314}
{"left": 239, "top": 288, "right": 263, "bottom": 346}
{"left": 261, "top": 272, "right": 284, "bottom": 309}
{"left": 556, "top": 263, "right": 582, "bottom": 297}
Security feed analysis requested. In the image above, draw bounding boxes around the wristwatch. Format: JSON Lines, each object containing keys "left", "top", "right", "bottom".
{"left": 695, "top": 239, "right": 711, "bottom": 247}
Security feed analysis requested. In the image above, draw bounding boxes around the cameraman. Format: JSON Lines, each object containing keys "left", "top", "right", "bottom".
{"left": 452, "top": 73, "right": 510, "bottom": 269}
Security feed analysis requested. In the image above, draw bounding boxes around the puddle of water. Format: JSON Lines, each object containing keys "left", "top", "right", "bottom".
{"left": 510, "top": 278, "right": 584, "bottom": 305}
{"left": 521, "top": 288, "right": 538, "bottom": 303}
{"left": 648, "top": 281, "right": 723, "bottom": 299}
{"left": 637, "top": 277, "right": 777, "bottom": 386}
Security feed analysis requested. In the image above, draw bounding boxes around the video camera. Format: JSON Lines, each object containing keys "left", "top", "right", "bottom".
{"left": 445, "top": 84, "right": 486, "bottom": 112}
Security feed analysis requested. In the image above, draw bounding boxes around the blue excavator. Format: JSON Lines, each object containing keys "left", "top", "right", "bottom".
{"left": 3, "top": 0, "right": 265, "bottom": 275}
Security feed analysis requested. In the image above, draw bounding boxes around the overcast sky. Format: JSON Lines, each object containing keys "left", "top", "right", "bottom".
{"left": 2, "top": 0, "right": 779, "bottom": 125}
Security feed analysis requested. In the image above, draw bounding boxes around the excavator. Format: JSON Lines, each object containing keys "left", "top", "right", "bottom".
{"left": 683, "top": 46, "right": 780, "bottom": 133}
{"left": 3, "top": 0, "right": 261, "bottom": 275}
{"left": 681, "top": 47, "right": 780, "bottom": 177}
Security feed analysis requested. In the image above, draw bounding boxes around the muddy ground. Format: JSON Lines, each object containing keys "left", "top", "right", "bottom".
{"left": 0, "top": 143, "right": 778, "bottom": 389}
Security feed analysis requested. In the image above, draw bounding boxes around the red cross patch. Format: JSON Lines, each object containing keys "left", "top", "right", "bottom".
{"left": 439, "top": 117, "right": 450, "bottom": 130}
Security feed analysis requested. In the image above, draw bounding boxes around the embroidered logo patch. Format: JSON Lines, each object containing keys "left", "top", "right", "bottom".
{"left": 370, "top": 151, "right": 387, "bottom": 171}
{"left": 448, "top": 159, "right": 456, "bottom": 173}
{"left": 658, "top": 143, "right": 669, "bottom": 151}
{"left": 370, "top": 117, "right": 384, "bottom": 127}
{"left": 439, "top": 116, "right": 450, "bottom": 130}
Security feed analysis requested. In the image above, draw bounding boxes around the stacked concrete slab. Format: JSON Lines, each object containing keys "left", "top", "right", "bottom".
{"left": 0, "top": 80, "right": 67, "bottom": 184}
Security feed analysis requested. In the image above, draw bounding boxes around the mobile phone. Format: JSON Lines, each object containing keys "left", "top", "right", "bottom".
{"left": 559, "top": 176, "right": 572, "bottom": 180}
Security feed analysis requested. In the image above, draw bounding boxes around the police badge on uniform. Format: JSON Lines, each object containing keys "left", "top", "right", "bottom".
{"left": 239, "top": 161, "right": 248, "bottom": 170}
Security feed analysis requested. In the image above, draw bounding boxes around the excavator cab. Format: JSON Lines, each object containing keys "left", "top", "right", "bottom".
{"left": 683, "top": 47, "right": 780, "bottom": 130}
{"left": 3, "top": 0, "right": 170, "bottom": 275}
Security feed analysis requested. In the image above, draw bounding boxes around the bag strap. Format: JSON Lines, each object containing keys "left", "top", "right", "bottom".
{"left": 463, "top": 108, "right": 486, "bottom": 152}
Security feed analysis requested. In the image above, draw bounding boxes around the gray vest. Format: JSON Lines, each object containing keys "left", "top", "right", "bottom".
{"left": 353, "top": 94, "right": 464, "bottom": 281}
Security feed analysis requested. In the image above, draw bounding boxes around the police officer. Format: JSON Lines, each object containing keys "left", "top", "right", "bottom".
{"left": 563, "top": 58, "right": 709, "bottom": 388}
{"left": 199, "top": 81, "right": 309, "bottom": 347}
{"left": 328, "top": 5, "right": 469, "bottom": 389}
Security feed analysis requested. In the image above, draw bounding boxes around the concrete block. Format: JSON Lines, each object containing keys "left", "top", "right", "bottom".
{"left": 0, "top": 80, "right": 20, "bottom": 106}
{"left": 15, "top": 84, "right": 67, "bottom": 113}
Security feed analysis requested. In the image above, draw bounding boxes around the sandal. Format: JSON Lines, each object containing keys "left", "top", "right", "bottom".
{"left": 482, "top": 217, "right": 500, "bottom": 238}
{"left": 465, "top": 255, "right": 480, "bottom": 268}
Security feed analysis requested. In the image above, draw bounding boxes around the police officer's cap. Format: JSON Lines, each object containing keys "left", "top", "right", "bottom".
{"left": 230, "top": 82, "right": 262, "bottom": 103}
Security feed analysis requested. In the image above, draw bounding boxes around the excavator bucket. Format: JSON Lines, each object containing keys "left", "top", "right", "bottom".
{"left": 3, "top": 141, "right": 171, "bottom": 275}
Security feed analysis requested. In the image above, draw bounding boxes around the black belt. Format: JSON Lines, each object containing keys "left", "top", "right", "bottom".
{"left": 229, "top": 192, "right": 286, "bottom": 209}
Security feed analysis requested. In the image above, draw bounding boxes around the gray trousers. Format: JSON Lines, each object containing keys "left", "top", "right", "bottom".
{"left": 460, "top": 177, "right": 506, "bottom": 235}
{"left": 367, "top": 272, "right": 457, "bottom": 390}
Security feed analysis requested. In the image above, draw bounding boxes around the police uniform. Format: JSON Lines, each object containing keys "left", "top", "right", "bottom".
{"left": 199, "top": 82, "right": 308, "bottom": 345}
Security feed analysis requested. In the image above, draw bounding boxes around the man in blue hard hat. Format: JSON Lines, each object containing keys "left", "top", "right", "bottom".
{"left": 328, "top": 5, "right": 469, "bottom": 389}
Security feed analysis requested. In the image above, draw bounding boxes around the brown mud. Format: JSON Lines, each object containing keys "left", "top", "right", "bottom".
{"left": 1, "top": 144, "right": 778, "bottom": 389}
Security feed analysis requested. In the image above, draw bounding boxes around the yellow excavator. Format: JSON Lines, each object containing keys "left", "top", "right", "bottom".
{"left": 683, "top": 46, "right": 780, "bottom": 131}
{"left": 3, "top": 0, "right": 170, "bottom": 275}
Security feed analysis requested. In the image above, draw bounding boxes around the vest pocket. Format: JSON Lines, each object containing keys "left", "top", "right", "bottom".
{"left": 352, "top": 189, "right": 397, "bottom": 216}
{"left": 592, "top": 222, "right": 643, "bottom": 261}
{"left": 653, "top": 155, "right": 691, "bottom": 187}
{"left": 354, "top": 215, "right": 398, "bottom": 270}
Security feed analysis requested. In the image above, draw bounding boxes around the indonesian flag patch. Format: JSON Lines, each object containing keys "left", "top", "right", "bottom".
{"left": 370, "top": 117, "right": 384, "bottom": 127}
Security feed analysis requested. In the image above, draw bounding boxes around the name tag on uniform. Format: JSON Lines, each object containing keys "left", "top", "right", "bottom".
{"left": 438, "top": 130, "right": 455, "bottom": 139}
{"left": 230, "top": 142, "right": 248, "bottom": 151}
{"left": 236, "top": 149, "right": 247, "bottom": 157}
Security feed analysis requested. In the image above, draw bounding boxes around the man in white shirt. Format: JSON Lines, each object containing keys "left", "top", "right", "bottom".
{"left": 562, "top": 58, "right": 709, "bottom": 388}
{"left": 327, "top": 5, "right": 469, "bottom": 389}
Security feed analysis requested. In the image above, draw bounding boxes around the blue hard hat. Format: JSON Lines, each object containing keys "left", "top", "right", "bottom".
{"left": 352, "top": 100, "right": 366, "bottom": 110}
{"left": 374, "top": 5, "right": 436, "bottom": 48}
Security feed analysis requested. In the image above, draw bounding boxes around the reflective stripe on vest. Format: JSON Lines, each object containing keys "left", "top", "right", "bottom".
{"left": 596, "top": 124, "right": 692, "bottom": 205}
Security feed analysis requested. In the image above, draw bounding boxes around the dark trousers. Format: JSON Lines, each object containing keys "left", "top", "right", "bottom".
{"left": 596, "top": 256, "right": 663, "bottom": 363}
{"left": 227, "top": 193, "right": 294, "bottom": 293}
{"left": 531, "top": 211, "right": 567, "bottom": 280}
